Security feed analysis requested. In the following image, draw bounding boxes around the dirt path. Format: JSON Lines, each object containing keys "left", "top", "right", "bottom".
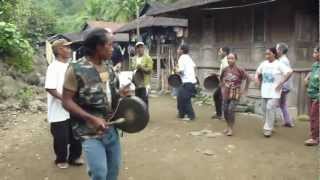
{"left": 0, "top": 96, "right": 318, "bottom": 180}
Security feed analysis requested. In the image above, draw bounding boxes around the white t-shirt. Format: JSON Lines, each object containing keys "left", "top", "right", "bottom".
{"left": 256, "top": 60, "right": 291, "bottom": 99}
{"left": 45, "top": 59, "right": 70, "bottom": 123}
{"left": 178, "top": 54, "right": 197, "bottom": 83}
{"left": 278, "top": 55, "right": 292, "bottom": 91}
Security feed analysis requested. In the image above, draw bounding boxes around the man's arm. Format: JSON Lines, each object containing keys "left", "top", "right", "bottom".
{"left": 276, "top": 64, "right": 294, "bottom": 91}
{"left": 254, "top": 63, "right": 263, "bottom": 86}
{"left": 130, "top": 57, "right": 137, "bottom": 71}
{"left": 276, "top": 70, "right": 293, "bottom": 91}
{"left": 63, "top": 65, "right": 107, "bottom": 131}
{"left": 139, "top": 56, "right": 153, "bottom": 74}
{"left": 45, "top": 64, "right": 62, "bottom": 99}
{"left": 46, "top": 89, "right": 62, "bottom": 100}
{"left": 304, "top": 72, "right": 311, "bottom": 86}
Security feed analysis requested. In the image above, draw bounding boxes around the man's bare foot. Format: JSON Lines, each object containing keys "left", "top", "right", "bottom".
{"left": 56, "top": 163, "right": 69, "bottom": 169}
{"left": 226, "top": 129, "right": 233, "bottom": 136}
{"left": 304, "top": 139, "right": 319, "bottom": 146}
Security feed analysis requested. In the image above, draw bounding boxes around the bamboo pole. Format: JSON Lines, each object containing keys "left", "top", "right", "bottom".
{"left": 136, "top": 2, "right": 140, "bottom": 39}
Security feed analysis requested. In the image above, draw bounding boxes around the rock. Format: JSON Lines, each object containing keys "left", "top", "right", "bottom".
{"left": 200, "top": 129, "right": 212, "bottom": 134}
{"left": 297, "top": 114, "right": 309, "bottom": 122}
{"left": 22, "top": 72, "right": 41, "bottom": 86}
{"left": 190, "top": 129, "right": 214, "bottom": 136}
{"left": 190, "top": 131, "right": 202, "bottom": 136}
{"left": 203, "top": 150, "right": 215, "bottom": 156}
{"left": 0, "top": 104, "right": 7, "bottom": 111}
{"left": 235, "top": 104, "right": 249, "bottom": 112}
{"left": 0, "top": 76, "right": 26, "bottom": 99}
{"left": 29, "top": 100, "right": 47, "bottom": 112}
{"left": 205, "top": 132, "right": 223, "bottom": 138}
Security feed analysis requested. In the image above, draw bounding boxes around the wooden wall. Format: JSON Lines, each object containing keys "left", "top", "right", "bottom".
{"left": 182, "top": 0, "right": 318, "bottom": 115}
{"left": 186, "top": 0, "right": 318, "bottom": 69}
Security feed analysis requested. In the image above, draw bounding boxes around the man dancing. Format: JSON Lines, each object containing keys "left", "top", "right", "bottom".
{"left": 176, "top": 44, "right": 197, "bottom": 121}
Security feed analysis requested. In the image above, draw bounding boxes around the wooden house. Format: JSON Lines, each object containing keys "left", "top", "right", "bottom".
{"left": 46, "top": 21, "right": 130, "bottom": 67}
{"left": 116, "top": 2, "right": 188, "bottom": 91}
{"left": 149, "top": 0, "right": 319, "bottom": 115}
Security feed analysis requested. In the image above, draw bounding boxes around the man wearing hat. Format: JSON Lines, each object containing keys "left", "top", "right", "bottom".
{"left": 132, "top": 42, "right": 153, "bottom": 107}
{"left": 45, "top": 39, "right": 83, "bottom": 169}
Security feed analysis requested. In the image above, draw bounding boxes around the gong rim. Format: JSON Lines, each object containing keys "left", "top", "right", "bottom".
{"left": 203, "top": 74, "right": 220, "bottom": 90}
{"left": 112, "top": 96, "right": 149, "bottom": 133}
{"left": 168, "top": 74, "right": 182, "bottom": 88}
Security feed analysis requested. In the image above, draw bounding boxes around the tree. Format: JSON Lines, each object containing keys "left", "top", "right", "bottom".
{"left": 0, "top": 0, "right": 17, "bottom": 22}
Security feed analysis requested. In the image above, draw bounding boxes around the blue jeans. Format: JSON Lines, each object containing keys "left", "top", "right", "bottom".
{"left": 82, "top": 127, "right": 121, "bottom": 180}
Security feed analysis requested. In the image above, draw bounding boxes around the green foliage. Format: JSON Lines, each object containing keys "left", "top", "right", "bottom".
{"left": 0, "top": 22, "right": 34, "bottom": 72}
{"left": 0, "top": 0, "right": 17, "bottom": 21}
{"left": 24, "top": 6, "right": 57, "bottom": 46}
{"left": 16, "top": 87, "right": 34, "bottom": 108}
{"left": 53, "top": 0, "right": 179, "bottom": 33}
{"left": 12, "top": 0, "right": 57, "bottom": 46}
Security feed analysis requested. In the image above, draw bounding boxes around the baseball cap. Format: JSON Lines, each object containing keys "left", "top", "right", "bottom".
{"left": 52, "top": 39, "right": 72, "bottom": 49}
{"left": 135, "top": 41, "right": 144, "bottom": 47}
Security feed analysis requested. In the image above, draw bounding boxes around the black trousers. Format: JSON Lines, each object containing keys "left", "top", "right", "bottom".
{"left": 50, "top": 120, "right": 82, "bottom": 164}
{"left": 135, "top": 87, "right": 149, "bottom": 107}
{"left": 177, "top": 83, "right": 196, "bottom": 119}
{"left": 213, "top": 87, "right": 223, "bottom": 117}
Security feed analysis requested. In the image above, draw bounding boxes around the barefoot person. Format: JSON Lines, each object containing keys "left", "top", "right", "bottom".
{"left": 276, "top": 43, "right": 294, "bottom": 127}
{"left": 220, "top": 53, "right": 250, "bottom": 136}
{"left": 304, "top": 46, "right": 319, "bottom": 146}
{"left": 255, "top": 47, "right": 293, "bottom": 137}
{"left": 45, "top": 39, "right": 83, "bottom": 169}
{"left": 175, "top": 44, "right": 197, "bottom": 121}
{"left": 62, "top": 28, "right": 129, "bottom": 180}
{"left": 212, "top": 47, "right": 230, "bottom": 120}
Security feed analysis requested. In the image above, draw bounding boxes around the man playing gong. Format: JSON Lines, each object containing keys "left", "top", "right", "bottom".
{"left": 62, "top": 28, "right": 130, "bottom": 180}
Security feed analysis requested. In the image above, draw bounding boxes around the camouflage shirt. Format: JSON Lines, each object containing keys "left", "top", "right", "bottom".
{"left": 64, "top": 57, "right": 119, "bottom": 140}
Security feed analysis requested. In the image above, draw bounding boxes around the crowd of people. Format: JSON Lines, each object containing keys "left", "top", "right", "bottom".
{"left": 44, "top": 27, "right": 319, "bottom": 180}
{"left": 174, "top": 43, "right": 319, "bottom": 142}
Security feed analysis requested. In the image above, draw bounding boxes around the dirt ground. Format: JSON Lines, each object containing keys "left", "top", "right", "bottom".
{"left": 0, "top": 96, "right": 318, "bottom": 180}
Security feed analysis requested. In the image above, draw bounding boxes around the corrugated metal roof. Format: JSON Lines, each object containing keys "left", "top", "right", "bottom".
{"left": 140, "top": 1, "right": 168, "bottom": 16}
{"left": 147, "top": 0, "right": 225, "bottom": 15}
{"left": 83, "top": 21, "right": 126, "bottom": 32}
{"left": 116, "top": 16, "right": 188, "bottom": 33}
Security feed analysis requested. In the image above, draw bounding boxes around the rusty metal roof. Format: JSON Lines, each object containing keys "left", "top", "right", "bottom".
{"left": 116, "top": 16, "right": 188, "bottom": 33}
{"left": 83, "top": 21, "right": 126, "bottom": 32}
{"left": 140, "top": 1, "right": 168, "bottom": 16}
{"left": 147, "top": 0, "right": 226, "bottom": 15}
